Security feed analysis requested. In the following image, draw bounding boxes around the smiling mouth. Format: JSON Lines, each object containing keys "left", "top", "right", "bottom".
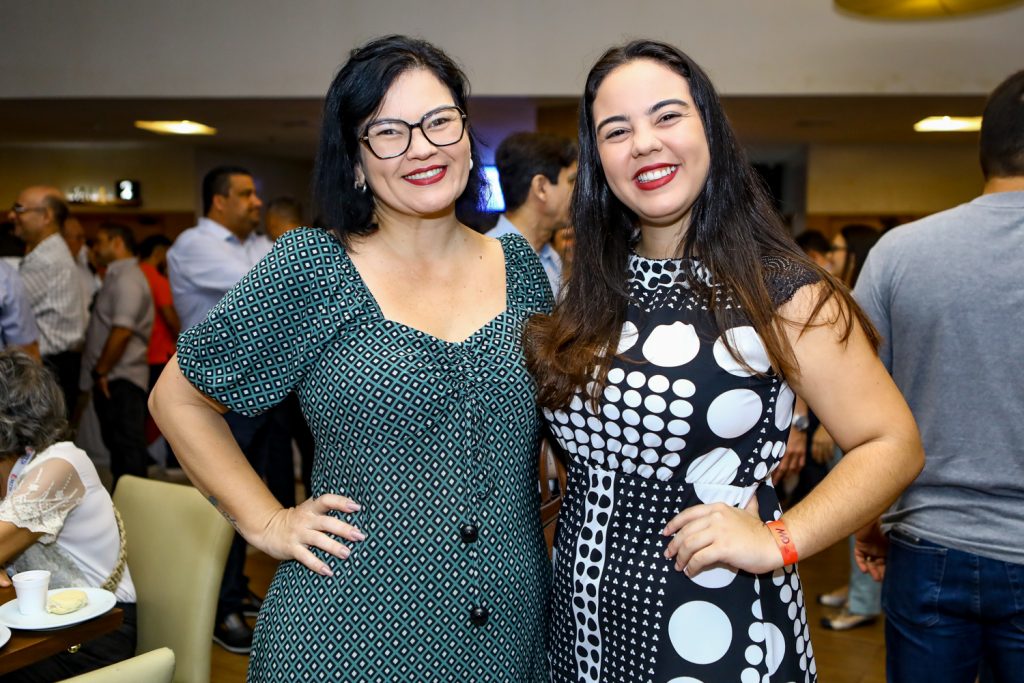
{"left": 635, "top": 165, "right": 678, "bottom": 183}
{"left": 403, "top": 166, "right": 446, "bottom": 185}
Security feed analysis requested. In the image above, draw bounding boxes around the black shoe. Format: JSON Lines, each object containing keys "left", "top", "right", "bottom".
{"left": 213, "top": 611, "right": 253, "bottom": 654}
{"left": 241, "top": 590, "right": 264, "bottom": 618}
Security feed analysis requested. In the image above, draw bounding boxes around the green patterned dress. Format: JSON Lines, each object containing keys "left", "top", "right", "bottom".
{"left": 176, "top": 228, "right": 552, "bottom": 682}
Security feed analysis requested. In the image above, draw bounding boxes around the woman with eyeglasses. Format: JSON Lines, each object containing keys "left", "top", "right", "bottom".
{"left": 150, "top": 35, "right": 551, "bottom": 681}
{"left": 526, "top": 40, "right": 922, "bottom": 681}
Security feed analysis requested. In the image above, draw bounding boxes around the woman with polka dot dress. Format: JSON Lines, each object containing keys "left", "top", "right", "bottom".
{"left": 526, "top": 40, "right": 923, "bottom": 682}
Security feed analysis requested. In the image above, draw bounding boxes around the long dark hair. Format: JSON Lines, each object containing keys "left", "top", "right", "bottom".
{"left": 527, "top": 40, "right": 877, "bottom": 409}
{"left": 312, "top": 35, "right": 485, "bottom": 245}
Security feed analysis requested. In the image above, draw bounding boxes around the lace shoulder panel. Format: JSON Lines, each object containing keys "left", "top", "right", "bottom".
{"left": 762, "top": 255, "right": 821, "bottom": 307}
{"left": 0, "top": 456, "right": 85, "bottom": 544}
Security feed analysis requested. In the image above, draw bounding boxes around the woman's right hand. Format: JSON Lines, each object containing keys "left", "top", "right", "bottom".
{"left": 254, "top": 494, "right": 365, "bottom": 577}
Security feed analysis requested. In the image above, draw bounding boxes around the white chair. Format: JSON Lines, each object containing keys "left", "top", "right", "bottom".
{"left": 59, "top": 647, "right": 175, "bottom": 682}
{"left": 113, "top": 476, "right": 234, "bottom": 683}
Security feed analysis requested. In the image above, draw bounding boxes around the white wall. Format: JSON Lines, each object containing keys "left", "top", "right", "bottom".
{"left": 1, "top": 0, "right": 1020, "bottom": 98}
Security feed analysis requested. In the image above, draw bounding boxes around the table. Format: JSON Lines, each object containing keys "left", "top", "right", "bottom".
{"left": 0, "top": 586, "right": 124, "bottom": 675}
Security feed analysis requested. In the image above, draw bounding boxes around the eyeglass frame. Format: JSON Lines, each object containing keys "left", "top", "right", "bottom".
{"left": 359, "top": 105, "right": 468, "bottom": 160}
{"left": 9, "top": 203, "right": 48, "bottom": 215}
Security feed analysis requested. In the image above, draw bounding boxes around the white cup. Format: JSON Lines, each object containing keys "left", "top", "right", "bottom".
{"left": 12, "top": 570, "right": 51, "bottom": 616}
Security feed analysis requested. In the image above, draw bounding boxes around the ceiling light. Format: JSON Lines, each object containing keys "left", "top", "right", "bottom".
{"left": 913, "top": 116, "right": 983, "bottom": 132}
{"left": 134, "top": 120, "right": 217, "bottom": 136}
{"left": 835, "top": 0, "right": 1023, "bottom": 18}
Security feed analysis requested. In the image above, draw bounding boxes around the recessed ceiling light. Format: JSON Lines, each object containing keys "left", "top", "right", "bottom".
{"left": 836, "top": 0, "right": 1023, "bottom": 19}
{"left": 913, "top": 116, "right": 982, "bottom": 132}
{"left": 134, "top": 120, "right": 217, "bottom": 136}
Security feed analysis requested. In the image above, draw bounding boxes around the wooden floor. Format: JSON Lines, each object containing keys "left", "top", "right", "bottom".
{"left": 211, "top": 539, "right": 886, "bottom": 682}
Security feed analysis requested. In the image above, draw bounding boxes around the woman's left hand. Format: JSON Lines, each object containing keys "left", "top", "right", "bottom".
{"left": 662, "top": 502, "right": 781, "bottom": 576}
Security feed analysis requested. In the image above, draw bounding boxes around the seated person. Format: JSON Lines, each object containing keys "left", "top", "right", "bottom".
{"left": 0, "top": 349, "right": 136, "bottom": 682}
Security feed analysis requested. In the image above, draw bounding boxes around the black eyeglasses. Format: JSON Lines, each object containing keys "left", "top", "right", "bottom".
{"left": 360, "top": 106, "right": 467, "bottom": 160}
{"left": 10, "top": 203, "right": 47, "bottom": 215}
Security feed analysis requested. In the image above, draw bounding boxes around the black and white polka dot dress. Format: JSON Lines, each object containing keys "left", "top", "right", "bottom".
{"left": 543, "top": 253, "right": 820, "bottom": 683}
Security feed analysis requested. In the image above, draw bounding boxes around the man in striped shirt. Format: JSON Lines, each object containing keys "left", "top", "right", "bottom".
{"left": 7, "top": 186, "right": 87, "bottom": 416}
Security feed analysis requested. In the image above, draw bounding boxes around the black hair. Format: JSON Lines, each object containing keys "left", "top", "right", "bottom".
{"left": 312, "top": 34, "right": 484, "bottom": 245}
{"left": 527, "top": 39, "right": 876, "bottom": 409}
{"left": 202, "top": 165, "right": 252, "bottom": 216}
{"left": 795, "top": 230, "right": 831, "bottom": 255}
{"left": 0, "top": 350, "right": 69, "bottom": 457}
{"left": 980, "top": 70, "right": 1024, "bottom": 179}
{"left": 838, "top": 224, "right": 881, "bottom": 287}
{"left": 495, "top": 132, "right": 578, "bottom": 212}
{"left": 98, "top": 222, "right": 137, "bottom": 255}
{"left": 138, "top": 234, "right": 172, "bottom": 260}
{"left": 266, "top": 196, "right": 304, "bottom": 223}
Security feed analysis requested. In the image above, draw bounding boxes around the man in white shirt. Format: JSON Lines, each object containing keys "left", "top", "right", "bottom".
{"left": 166, "top": 166, "right": 271, "bottom": 654}
{"left": 486, "top": 133, "right": 577, "bottom": 299}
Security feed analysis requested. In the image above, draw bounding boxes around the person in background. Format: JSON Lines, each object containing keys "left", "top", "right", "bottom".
{"left": 550, "top": 224, "right": 575, "bottom": 278}
{"left": 487, "top": 132, "right": 577, "bottom": 298}
{"left": 264, "top": 196, "right": 304, "bottom": 241}
{"left": 0, "top": 260, "right": 38, "bottom": 359}
{"left": 0, "top": 349, "right": 136, "bottom": 682}
{"left": 79, "top": 223, "right": 154, "bottom": 488}
{"left": 795, "top": 229, "right": 833, "bottom": 272}
{"left": 6, "top": 187, "right": 86, "bottom": 418}
{"left": 166, "top": 165, "right": 272, "bottom": 653}
{"left": 812, "top": 222, "right": 883, "bottom": 630}
{"left": 151, "top": 35, "right": 552, "bottom": 680}
{"left": 61, "top": 216, "right": 98, "bottom": 319}
{"left": 526, "top": 39, "right": 922, "bottom": 681}
{"left": 854, "top": 69, "right": 1024, "bottom": 683}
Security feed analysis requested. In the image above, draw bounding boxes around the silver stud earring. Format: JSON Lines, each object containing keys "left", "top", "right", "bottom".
{"left": 355, "top": 180, "right": 366, "bottom": 193}
{"left": 469, "top": 159, "right": 475, "bottom": 170}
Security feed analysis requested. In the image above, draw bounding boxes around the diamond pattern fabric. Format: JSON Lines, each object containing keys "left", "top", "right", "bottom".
{"left": 177, "top": 229, "right": 553, "bottom": 681}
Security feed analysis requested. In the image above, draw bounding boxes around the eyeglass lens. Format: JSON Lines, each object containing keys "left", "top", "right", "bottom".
{"left": 364, "top": 107, "right": 465, "bottom": 159}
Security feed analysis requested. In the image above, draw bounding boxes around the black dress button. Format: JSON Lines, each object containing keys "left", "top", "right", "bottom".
{"left": 469, "top": 605, "right": 490, "bottom": 626}
{"left": 459, "top": 524, "right": 478, "bottom": 544}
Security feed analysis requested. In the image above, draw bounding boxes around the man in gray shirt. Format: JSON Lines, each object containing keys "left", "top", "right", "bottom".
{"left": 80, "top": 222, "right": 154, "bottom": 488}
{"left": 853, "top": 70, "right": 1024, "bottom": 682}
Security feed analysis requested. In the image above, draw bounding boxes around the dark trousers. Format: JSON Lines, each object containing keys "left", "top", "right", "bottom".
{"left": 93, "top": 379, "right": 149, "bottom": 488}
{"left": 42, "top": 350, "right": 81, "bottom": 421}
{"left": 257, "top": 393, "right": 315, "bottom": 507}
{"left": 0, "top": 603, "right": 136, "bottom": 682}
{"left": 219, "top": 410, "right": 270, "bottom": 617}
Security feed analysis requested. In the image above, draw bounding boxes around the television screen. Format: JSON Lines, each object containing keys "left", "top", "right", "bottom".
{"left": 481, "top": 165, "right": 505, "bottom": 212}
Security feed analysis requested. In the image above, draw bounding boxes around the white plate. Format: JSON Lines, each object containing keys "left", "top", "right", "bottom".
{"left": 0, "top": 624, "right": 10, "bottom": 648}
{"left": 0, "top": 587, "right": 116, "bottom": 631}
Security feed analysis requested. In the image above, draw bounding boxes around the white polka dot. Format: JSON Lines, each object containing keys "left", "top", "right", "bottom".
{"left": 773, "top": 441, "right": 786, "bottom": 459}
{"left": 760, "top": 442, "right": 773, "bottom": 460}
{"left": 643, "top": 415, "right": 665, "bottom": 431}
{"left": 570, "top": 413, "right": 585, "bottom": 428}
{"left": 656, "top": 467, "right": 673, "bottom": 481}
{"left": 661, "top": 453, "right": 681, "bottom": 468}
{"left": 796, "top": 634, "right": 805, "bottom": 654}
{"left": 764, "top": 623, "right": 786, "bottom": 675}
{"left": 591, "top": 434, "right": 606, "bottom": 449}
{"left": 622, "top": 409, "right": 640, "bottom": 426}
{"left": 565, "top": 441, "right": 578, "bottom": 454}
{"left": 667, "top": 419, "right": 691, "bottom": 436}
{"left": 603, "top": 385, "right": 621, "bottom": 403}
{"left": 751, "top": 600, "right": 763, "bottom": 619}
{"left": 780, "top": 585, "right": 793, "bottom": 603}
{"left": 623, "top": 390, "right": 642, "bottom": 408}
{"left": 606, "top": 438, "right": 621, "bottom": 452}
{"left": 602, "top": 404, "right": 620, "bottom": 420}
{"left": 790, "top": 571, "right": 799, "bottom": 590}
{"left": 668, "top": 601, "right": 732, "bottom": 664}
{"left": 643, "top": 433, "right": 663, "bottom": 448}
{"left": 788, "top": 602, "right": 798, "bottom": 620}
{"left": 687, "top": 565, "right": 738, "bottom": 589}
{"left": 665, "top": 437, "right": 686, "bottom": 451}
{"left": 754, "top": 462, "right": 768, "bottom": 480}
{"left": 617, "top": 320, "right": 639, "bottom": 353}
{"left": 745, "top": 644, "right": 764, "bottom": 666}
{"left": 607, "top": 454, "right": 619, "bottom": 469}
{"left": 591, "top": 451, "right": 605, "bottom": 465}
{"left": 574, "top": 429, "right": 590, "bottom": 444}
{"left": 622, "top": 460, "right": 636, "bottom": 474}
{"left": 713, "top": 326, "right": 771, "bottom": 376}
{"left": 666, "top": 678, "right": 704, "bottom": 683}
{"left": 748, "top": 621, "right": 765, "bottom": 643}
{"left": 640, "top": 449, "right": 659, "bottom": 464}
{"left": 648, "top": 374, "right": 670, "bottom": 393}
{"left": 775, "top": 381, "right": 795, "bottom": 431}
{"left": 621, "top": 444, "right": 638, "bottom": 459}
{"left": 559, "top": 425, "right": 573, "bottom": 440}
{"left": 578, "top": 444, "right": 590, "bottom": 458}
{"left": 741, "top": 668, "right": 759, "bottom": 683}
{"left": 637, "top": 464, "right": 654, "bottom": 478}
{"left": 623, "top": 427, "right": 640, "bottom": 443}
{"left": 555, "top": 411, "right": 569, "bottom": 425}
{"left": 644, "top": 394, "right": 667, "bottom": 413}
{"left": 607, "top": 367, "right": 624, "bottom": 384}
{"left": 672, "top": 379, "right": 696, "bottom": 397}
{"left": 772, "top": 569, "right": 786, "bottom": 586}
{"left": 693, "top": 483, "right": 746, "bottom": 506}
{"left": 706, "top": 389, "right": 763, "bottom": 439}
{"left": 569, "top": 395, "right": 584, "bottom": 411}
{"left": 669, "top": 399, "right": 694, "bottom": 418}
{"left": 587, "top": 416, "right": 603, "bottom": 432}
{"left": 643, "top": 322, "right": 700, "bottom": 367}
{"left": 542, "top": 408, "right": 554, "bottom": 420}
{"left": 686, "top": 447, "right": 741, "bottom": 485}
{"left": 626, "top": 371, "right": 646, "bottom": 388}
{"left": 605, "top": 422, "right": 622, "bottom": 438}
{"left": 797, "top": 590, "right": 804, "bottom": 608}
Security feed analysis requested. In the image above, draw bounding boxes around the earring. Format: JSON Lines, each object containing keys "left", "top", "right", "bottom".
{"left": 469, "top": 159, "right": 475, "bottom": 170}
{"left": 355, "top": 180, "right": 366, "bottom": 193}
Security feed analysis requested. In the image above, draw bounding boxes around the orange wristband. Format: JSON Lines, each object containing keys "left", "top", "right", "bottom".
{"left": 765, "top": 520, "right": 799, "bottom": 566}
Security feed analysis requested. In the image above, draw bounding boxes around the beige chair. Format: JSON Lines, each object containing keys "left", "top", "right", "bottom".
{"left": 113, "top": 476, "right": 234, "bottom": 683}
{"left": 60, "top": 647, "right": 175, "bottom": 682}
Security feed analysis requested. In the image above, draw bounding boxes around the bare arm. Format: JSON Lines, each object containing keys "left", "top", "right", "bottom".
{"left": 149, "top": 356, "right": 363, "bottom": 576}
{"left": 158, "top": 304, "right": 181, "bottom": 337}
{"left": 665, "top": 284, "right": 923, "bottom": 574}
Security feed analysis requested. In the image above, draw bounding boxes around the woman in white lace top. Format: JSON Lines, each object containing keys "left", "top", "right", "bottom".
{"left": 0, "top": 349, "right": 136, "bottom": 682}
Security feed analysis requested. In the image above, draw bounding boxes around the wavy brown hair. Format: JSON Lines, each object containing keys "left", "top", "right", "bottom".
{"left": 526, "top": 40, "right": 878, "bottom": 410}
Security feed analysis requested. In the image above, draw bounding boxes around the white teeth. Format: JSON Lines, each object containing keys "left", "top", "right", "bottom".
{"left": 405, "top": 167, "right": 443, "bottom": 181}
{"left": 636, "top": 166, "right": 678, "bottom": 183}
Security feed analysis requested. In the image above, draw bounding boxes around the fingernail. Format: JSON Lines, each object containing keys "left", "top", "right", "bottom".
{"left": 683, "top": 566, "right": 691, "bottom": 577}
{"left": 353, "top": 531, "right": 366, "bottom": 541}
{"left": 320, "top": 566, "right": 333, "bottom": 577}
{"left": 340, "top": 547, "right": 351, "bottom": 559}
{"left": 348, "top": 502, "right": 362, "bottom": 511}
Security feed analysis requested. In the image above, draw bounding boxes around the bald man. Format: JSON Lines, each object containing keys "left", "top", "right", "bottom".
{"left": 8, "top": 186, "right": 87, "bottom": 414}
